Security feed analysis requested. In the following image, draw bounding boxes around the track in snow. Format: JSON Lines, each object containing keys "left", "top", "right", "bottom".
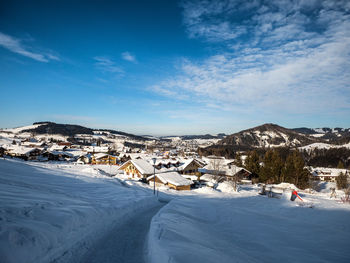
{"left": 80, "top": 202, "right": 165, "bottom": 263}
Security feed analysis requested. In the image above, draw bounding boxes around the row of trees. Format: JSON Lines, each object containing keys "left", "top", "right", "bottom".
{"left": 301, "top": 147, "right": 350, "bottom": 168}
{"left": 243, "top": 149, "right": 310, "bottom": 189}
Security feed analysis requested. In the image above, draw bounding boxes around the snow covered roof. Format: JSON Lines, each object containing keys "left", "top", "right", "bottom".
{"left": 48, "top": 145, "right": 66, "bottom": 151}
{"left": 119, "top": 159, "right": 155, "bottom": 175}
{"left": 22, "top": 141, "right": 45, "bottom": 147}
{"left": 147, "top": 172, "right": 192, "bottom": 186}
{"left": 200, "top": 161, "right": 250, "bottom": 176}
{"left": 200, "top": 174, "right": 217, "bottom": 182}
{"left": 49, "top": 151, "right": 73, "bottom": 157}
{"left": 311, "top": 167, "right": 348, "bottom": 177}
{"left": 83, "top": 146, "right": 109, "bottom": 153}
{"left": 8, "top": 146, "right": 39, "bottom": 155}
{"left": 132, "top": 159, "right": 155, "bottom": 174}
{"left": 177, "top": 158, "right": 205, "bottom": 171}
{"left": 93, "top": 153, "right": 109, "bottom": 159}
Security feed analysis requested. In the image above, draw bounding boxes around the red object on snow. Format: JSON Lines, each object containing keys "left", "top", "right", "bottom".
{"left": 292, "top": 190, "right": 303, "bottom": 201}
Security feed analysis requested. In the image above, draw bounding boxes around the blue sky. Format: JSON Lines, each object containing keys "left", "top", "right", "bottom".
{"left": 0, "top": 0, "right": 349, "bottom": 135}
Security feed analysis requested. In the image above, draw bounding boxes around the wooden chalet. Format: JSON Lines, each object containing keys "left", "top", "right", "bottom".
{"left": 91, "top": 153, "right": 118, "bottom": 165}
{"left": 7, "top": 146, "right": 42, "bottom": 160}
{"left": 147, "top": 171, "right": 192, "bottom": 191}
{"left": 42, "top": 150, "right": 73, "bottom": 161}
{"left": 199, "top": 160, "right": 252, "bottom": 182}
{"left": 118, "top": 159, "right": 155, "bottom": 179}
{"left": 177, "top": 158, "right": 206, "bottom": 176}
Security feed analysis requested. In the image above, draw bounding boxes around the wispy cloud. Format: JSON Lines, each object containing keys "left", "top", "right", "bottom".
{"left": 121, "top": 51, "right": 137, "bottom": 63}
{"left": 93, "top": 56, "right": 124, "bottom": 74}
{"left": 151, "top": 0, "right": 350, "bottom": 117}
{"left": 0, "top": 31, "right": 60, "bottom": 62}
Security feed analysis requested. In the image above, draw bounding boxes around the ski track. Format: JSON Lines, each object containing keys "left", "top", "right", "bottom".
{"left": 79, "top": 202, "right": 165, "bottom": 263}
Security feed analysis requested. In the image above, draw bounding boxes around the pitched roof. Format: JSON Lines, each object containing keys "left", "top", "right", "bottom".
{"left": 8, "top": 146, "right": 39, "bottom": 155}
{"left": 177, "top": 158, "right": 205, "bottom": 171}
{"left": 93, "top": 153, "right": 109, "bottom": 159}
{"left": 119, "top": 159, "right": 155, "bottom": 175}
{"left": 147, "top": 172, "right": 192, "bottom": 186}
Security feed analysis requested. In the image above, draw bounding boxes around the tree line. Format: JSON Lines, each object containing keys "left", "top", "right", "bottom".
{"left": 243, "top": 149, "right": 310, "bottom": 189}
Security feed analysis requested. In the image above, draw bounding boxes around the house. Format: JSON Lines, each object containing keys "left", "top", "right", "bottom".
{"left": 48, "top": 145, "right": 68, "bottom": 151}
{"left": 118, "top": 159, "right": 155, "bottom": 179}
{"left": 199, "top": 158, "right": 252, "bottom": 182}
{"left": 118, "top": 153, "right": 131, "bottom": 163}
{"left": 42, "top": 150, "right": 73, "bottom": 161}
{"left": 311, "top": 167, "right": 349, "bottom": 182}
{"left": 58, "top": 142, "right": 72, "bottom": 147}
{"left": 21, "top": 141, "right": 47, "bottom": 148}
{"left": 7, "top": 146, "right": 42, "bottom": 160}
{"left": 83, "top": 146, "right": 109, "bottom": 153}
{"left": 147, "top": 171, "right": 192, "bottom": 190}
{"left": 153, "top": 158, "right": 181, "bottom": 170}
{"left": 91, "top": 153, "right": 118, "bottom": 165}
{"left": 177, "top": 158, "right": 206, "bottom": 176}
{"left": 77, "top": 154, "right": 92, "bottom": 164}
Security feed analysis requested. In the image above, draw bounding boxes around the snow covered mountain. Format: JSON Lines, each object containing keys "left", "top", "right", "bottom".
{"left": 218, "top": 123, "right": 317, "bottom": 150}
{"left": 0, "top": 122, "right": 151, "bottom": 142}
{"left": 293, "top": 127, "right": 350, "bottom": 143}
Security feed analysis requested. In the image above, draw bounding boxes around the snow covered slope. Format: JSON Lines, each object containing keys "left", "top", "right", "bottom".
{"left": 0, "top": 159, "right": 157, "bottom": 263}
{"left": 299, "top": 142, "right": 350, "bottom": 151}
{"left": 217, "top": 123, "right": 317, "bottom": 150}
{"left": 148, "top": 188, "right": 350, "bottom": 263}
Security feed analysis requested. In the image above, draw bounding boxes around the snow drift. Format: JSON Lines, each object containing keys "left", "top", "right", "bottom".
{"left": 0, "top": 159, "right": 158, "bottom": 263}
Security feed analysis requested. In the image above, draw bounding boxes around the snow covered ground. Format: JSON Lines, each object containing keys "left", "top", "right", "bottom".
{"left": 148, "top": 186, "right": 350, "bottom": 263}
{"left": 1, "top": 158, "right": 350, "bottom": 263}
{"left": 0, "top": 158, "right": 158, "bottom": 263}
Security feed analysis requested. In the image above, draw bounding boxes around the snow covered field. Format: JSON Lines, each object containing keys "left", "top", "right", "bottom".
{"left": 149, "top": 188, "right": 350, "bottom": 263}
{"left": 0, "top": 158, "right": 158, "bottom": 263}
{"left": 1, "top": 158, "right": 350, "bottom": 263}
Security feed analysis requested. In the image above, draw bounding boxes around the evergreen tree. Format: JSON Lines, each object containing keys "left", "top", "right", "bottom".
{"left": 336, "top": 172, "right": 348, "bottom": 189}
{"left": 281, "top": 150, "right": 310, "bottom": 189}
{"left": 271, "top": 150, "right": 283, "bottom": 183}
{"left": 259, "top": 150, "right": 274, "bottom": 183}
{"left": 292, "top": 150, "right": 310, "bottom": 189}
{"left": 234, "top": 152, "right": 243, "bottom": 167}
{"left": 281, "top": 154, "right": 295, "bottom": 183}
{"left": 245, "top": 150, "right": 260, "bottom": 177}
{"left": 337, "top": 161, "right": 345, "bottom": 169}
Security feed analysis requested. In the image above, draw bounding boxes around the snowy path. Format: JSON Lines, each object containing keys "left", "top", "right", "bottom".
{"left": 80, "top": 202, "right": 165, "bottom": 263}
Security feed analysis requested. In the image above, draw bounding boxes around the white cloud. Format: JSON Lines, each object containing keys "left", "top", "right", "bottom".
{"left": 93, "top": 56, "right": 124, "bottom": 74}
{"left": 0, "top": 32, "right": 59, "bottom": 62}
{"left": 121, "top": 51, "right": 137, "bottom": 63}
{"left": 151, "top": 0, "right": 350, "bottom": 117}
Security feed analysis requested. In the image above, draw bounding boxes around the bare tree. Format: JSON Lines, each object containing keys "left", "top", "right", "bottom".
{"left": 209, "top": 158, "right": 225, "bottom": 183}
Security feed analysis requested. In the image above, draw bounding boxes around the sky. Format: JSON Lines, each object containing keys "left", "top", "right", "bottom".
{"left": 0, "top": 0, "right": 349, "bottom": 136}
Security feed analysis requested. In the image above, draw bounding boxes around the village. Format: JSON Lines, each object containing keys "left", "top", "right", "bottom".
{"left": 0, "top": 126, "right": 348, "bottom": 194}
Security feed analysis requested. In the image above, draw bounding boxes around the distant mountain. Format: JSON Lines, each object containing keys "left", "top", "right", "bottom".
{"left": 181, "top": 134, "right": 226, "bottom": 140}
{"left": 199, "top": 123, "right": 350, "bottom": 158}
{"left": 16, "top": 122, "right": 151, "bottom": 141}
{"left": 293, "top": 127, "right": 350, "bottom": 144}
{"left": 218, "top": 123, "right": 316, "bottom": 149}
{"left": 162, "top": 134, "right": 226, "bottom": 140}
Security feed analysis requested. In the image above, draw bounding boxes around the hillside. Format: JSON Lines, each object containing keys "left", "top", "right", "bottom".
{"left": 2, "top": 122, "right": 150, "bottom": 142}
{"left": 219, "top": 123, "right": 316, "bottom": 148}
{"left": 293, "top": 127, "right": 350, "bottom": 144}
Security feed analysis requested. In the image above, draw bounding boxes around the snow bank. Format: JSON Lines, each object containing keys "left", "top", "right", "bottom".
{"left": 0, "top": 159, "right": 157, "bottom": 263}
{"left": 216, "top": 181, "right": 239, "bottom": 193}
{"left": 148, "top": 192, "right": 350, "bottom": 263}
